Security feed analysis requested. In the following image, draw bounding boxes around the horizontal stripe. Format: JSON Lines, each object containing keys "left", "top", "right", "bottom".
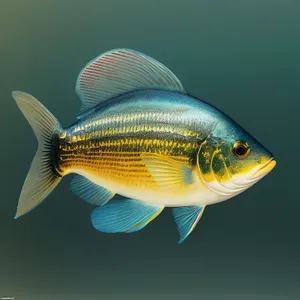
{"left": 71, "top": 111, "right": 199, "bottom": 137}
{"left": 60, "top": 138, "right": 198, "bottom": 152}
{"left": 61, "top": 153, "right": 189, "bottom": 162}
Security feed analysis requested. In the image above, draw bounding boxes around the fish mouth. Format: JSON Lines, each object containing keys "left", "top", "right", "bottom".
{"left": 252, "top": 158, "right": 276, "bottom": 179}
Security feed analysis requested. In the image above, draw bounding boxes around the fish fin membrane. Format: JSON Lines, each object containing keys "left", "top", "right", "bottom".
{"left": 76, "top": 48, "right": 186, "bottom": 118}
{"left": 172, "top": 206, "right": 206, "bottom": 244}
{"left": 12, "top": 91, "right": 62, "bottom": 219}
{"left": 71, "top": 175, "right": 114, "bottom": 206}
{"left": 141, "top": 153, "right": 193, "bottom": 189}
{"left": 91, "top": 198, "right": 164, "bottom": 233}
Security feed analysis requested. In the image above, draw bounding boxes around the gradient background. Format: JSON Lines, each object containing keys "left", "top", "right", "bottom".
{"left": 1, "top": 0, "right": 299, "bottom": 299}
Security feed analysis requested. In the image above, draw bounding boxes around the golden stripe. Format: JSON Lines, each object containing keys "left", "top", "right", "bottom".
{"left": 60, "top": 154, "right": 190, "bottom": 168}
{"left": 60, "top": 139, "right": 197, "bottom": 154}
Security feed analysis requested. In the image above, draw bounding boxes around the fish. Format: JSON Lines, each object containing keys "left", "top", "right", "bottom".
{"left": 13, "top": 48, "right": 276, "bottom": 243}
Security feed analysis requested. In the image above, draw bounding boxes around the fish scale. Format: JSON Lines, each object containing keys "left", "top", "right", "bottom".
{"left": 57, "top": 96, "right": 201, "bottom": 188}
{"left": 13, "top": 48, "right": 275, "bottom": 243}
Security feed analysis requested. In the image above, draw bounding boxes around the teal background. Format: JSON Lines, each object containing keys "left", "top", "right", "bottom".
{"left": 1, "top": 0, "right": 299, "bottom": 299}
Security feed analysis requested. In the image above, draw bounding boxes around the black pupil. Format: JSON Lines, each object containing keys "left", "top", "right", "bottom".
{"left": 236, "top": 145, "right": 247, "bottom": 156}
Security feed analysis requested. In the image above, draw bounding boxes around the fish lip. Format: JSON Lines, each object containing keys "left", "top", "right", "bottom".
{"left": 252, "top": 158, "right": 276, "bottom": 178}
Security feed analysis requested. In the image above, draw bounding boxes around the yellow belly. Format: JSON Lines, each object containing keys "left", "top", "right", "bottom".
{"left": 58, "top": 125, "right": 224, "bottom": 206}
{"left": 67, "top": 152, "right": 225, "bottom": 207}
{"left": 62, "top": 150, "right": 191, "bottom": 189}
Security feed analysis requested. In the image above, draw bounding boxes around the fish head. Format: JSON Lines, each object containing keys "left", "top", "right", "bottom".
{"left": 197, "top": 119, "right": 276, "bottom": 198}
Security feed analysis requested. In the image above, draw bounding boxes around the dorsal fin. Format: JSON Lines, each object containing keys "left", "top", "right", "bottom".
{"left": 75, "top": 48, "right": 185, "bottom": 117}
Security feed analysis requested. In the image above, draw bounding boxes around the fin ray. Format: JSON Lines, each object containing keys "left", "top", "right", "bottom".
{"left": 173, "top": 206, "right": 206, "bottom": 243}
{"left": 141, "top": 153, "right": 193, "bottom": 189}
{"left": 91, "top": 198, "right": 164, "bottom": 233}
{"left": 71, "top": 175, "right": 114, "bottom": 206}
{"left": 12, "top": 91, "right": 62, "bottom": 218}
{"left": 76, "top": 49, "right": 185, "bottom": 117}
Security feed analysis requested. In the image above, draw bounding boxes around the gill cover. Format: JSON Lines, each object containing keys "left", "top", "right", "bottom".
{"left": 198, "top": 126, "right": 275, "bottom": 198}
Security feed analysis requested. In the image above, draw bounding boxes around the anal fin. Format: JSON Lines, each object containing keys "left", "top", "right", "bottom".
{"left": 91, "top": 198, "right": 164, "bottom": 233}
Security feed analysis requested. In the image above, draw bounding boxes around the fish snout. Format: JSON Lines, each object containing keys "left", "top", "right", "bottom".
{"left": 251, "top": 158, "right": 276, "bottom": 180}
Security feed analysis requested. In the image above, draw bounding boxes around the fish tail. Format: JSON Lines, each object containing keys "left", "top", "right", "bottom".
{"left": 12, "top": 91, "right": 63, "bottom": 219}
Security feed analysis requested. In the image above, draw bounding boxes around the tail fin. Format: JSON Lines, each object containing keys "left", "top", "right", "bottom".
{"left": 12, "top": 91, "right": 62, "bottom": 219}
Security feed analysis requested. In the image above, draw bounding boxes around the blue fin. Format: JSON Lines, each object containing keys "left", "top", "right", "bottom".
{"left": 126, "top": 223, "right": 148, "bottom": 233}
{"left": 76, "top": 48, "right": 185, "bottom": 117}
{"left": 141, "top": 154, "right": 193, "bottom": 189}
{"left": 71, "top": 175, "right": 114, "bottom": 206}
{"left": 91, "top": 199, "right": 164, "bottom": 233}
{"left": 173, "top": 206, "right": 206, "bottom": 244}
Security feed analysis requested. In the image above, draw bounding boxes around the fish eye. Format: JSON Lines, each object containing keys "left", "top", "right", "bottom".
{"left": 232, "top": 141, "right": 250, "bottom": 158}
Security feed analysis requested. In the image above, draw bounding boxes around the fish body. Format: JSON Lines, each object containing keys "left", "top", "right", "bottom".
{"left": 13, "top": 49, "right": 276, "bottom": 243}
{"left": 59, "top": 89, "right": 221, "bottom": 207}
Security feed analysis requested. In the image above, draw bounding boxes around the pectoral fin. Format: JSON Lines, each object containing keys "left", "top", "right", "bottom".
{"left": 173, "top": 206, "right": 206, "bottom": 243}
{"left": 141, "top": 154, "right": 193, "bottom": 189}
{"left": 71, "top": 175, "right": 114, "bottom": 206}
{"left": 91, "top": 198, "right": 164, "bottom": 233}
